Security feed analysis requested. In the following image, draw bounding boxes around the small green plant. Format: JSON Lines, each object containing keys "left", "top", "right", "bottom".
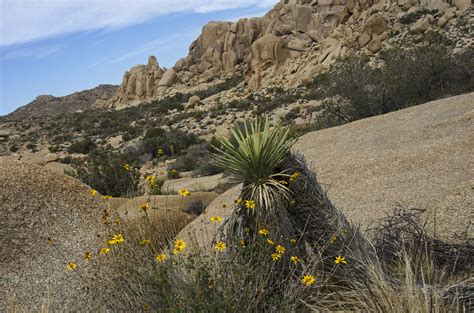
{"left": 70, "top": 149, "right": 139, "bottom": 197}
{"left": 68, "top": 138, "right": 96, "bottom": 154}
{"left": 212, "top": 116, "right": 297, "bottom": 237}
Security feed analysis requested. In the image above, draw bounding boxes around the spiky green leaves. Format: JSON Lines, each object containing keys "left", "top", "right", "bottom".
{"left": 211, "top": 116, "right": 296, "bottom": 215}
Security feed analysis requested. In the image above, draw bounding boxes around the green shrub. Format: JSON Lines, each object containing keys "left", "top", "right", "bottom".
{"left": 68, "top": 138, "right": 96, "bottom": 154}
{"left": 70, "top": 149, "right": 139, "bottom": 197}
{"left": 141, "top": 128, "right": 199, "bottom": 158}
{"left": 167, "top": 169, "right": 180, "bottom": 179}
{"left": 312, "top": 37, "right": 473, "bottom": 121}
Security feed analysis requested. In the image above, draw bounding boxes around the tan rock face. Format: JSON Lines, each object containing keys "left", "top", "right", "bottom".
{"left": 108, "top": 0, "right": 466, "bottom": 108}
{"left": 0, "top": 159, "right": 112, "bottom": 310}
{"left": 294, "top": 93, "right": 474, "bottom": 242}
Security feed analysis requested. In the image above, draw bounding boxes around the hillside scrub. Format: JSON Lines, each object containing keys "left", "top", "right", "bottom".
{"left": 70, "top": 149, "right": 140, "bottom": 197}
{"left": 306, "top": 32, "right": 473, "bottom": 127}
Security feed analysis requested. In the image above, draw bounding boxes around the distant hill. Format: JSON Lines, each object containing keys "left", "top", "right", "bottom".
{"left": 4, "top": 84, "right": 118, "bottom": 120}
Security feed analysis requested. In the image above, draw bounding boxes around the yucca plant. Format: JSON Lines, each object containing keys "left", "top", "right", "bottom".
{"left": 211, "top": 116, "right": 297, "bottom": 239}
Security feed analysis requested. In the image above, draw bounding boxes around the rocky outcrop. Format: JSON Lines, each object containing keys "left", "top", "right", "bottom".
{"left": 109, "top": 0, "right": 471, "bottom": 108}
{"left": 0, "top": 159, "right": 113, "bottom": 310}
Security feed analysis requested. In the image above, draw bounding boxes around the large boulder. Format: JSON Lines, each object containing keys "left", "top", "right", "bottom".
{"left": 0, "top": 159, "right": 111, "bottom": 310}
{"left": 294, "top": 93, "right": 474, "bottom": 241}
{"left": 176, "top": 185, "right": 241, "bottom": 250}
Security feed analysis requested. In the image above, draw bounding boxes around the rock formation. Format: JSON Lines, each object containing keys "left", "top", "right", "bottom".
{"left": 0, "top": 159, "right": 113, "bottom": 310}
{"left": 107, "top": 0, "right": 470, "bottom": 108}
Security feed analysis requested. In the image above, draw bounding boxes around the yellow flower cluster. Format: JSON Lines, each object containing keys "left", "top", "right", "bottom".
{"left": 302, "top": 275, "right": 315, "bottom": 286}
{"left": 146, "top": 175, "right": 158, "bottom": 187}
{"left": 173, "top": 239, "right": 186, "bottom": 254}
{"left": 155, "top": 254, "right": 167, "bottom": 263}
{"left": 100, "top": 247, "right": 110, "bottom": 255}
{"left": 178, "top": 188, "right": 191, "bottom": 197}
{"left": 210, "top": 216, "right": 222, "bottom": 222}
{"left": 290, "top": 256, "right": 300, "bottom": 264}
{"left": 140, "top": 202, "right": 150, "bottom": 211}
{"left": 258, "top": 229, "right": 269, "bottom": 236}
{"left": 107, "top": 234, "right": 125, "bottom": 245}
{"left": 140, "top": 239, "right": 151, "bottom": 246}
{"left": 214, "top": 241, "right": 226, "bottom": 251}
{"left": 89, "top": 189, "right": 97, "bottom": 196}
{"left": 123, "top": 163, "right": 131, "bottom": 171}
{"left": 289, "top": 172, "right": 300, "bottom": 183}
{"left": 335, "top": 255, "right": 347, "bottom": 265}
{"left": 67, "top": 262, "right": 77, "bottom": 271}
{"left": 244, "top": 199, "right": 255, "bottom": 209}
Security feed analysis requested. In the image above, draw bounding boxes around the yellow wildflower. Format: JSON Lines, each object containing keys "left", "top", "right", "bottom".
{"left": 234, "top": 198, "right": 242, "bottom": 205}
{"left": 67, "top": 262, "right": 77, "bottom": 271}
{"left": 155, "top": 254, "right": 167, "bottom": 262}
{"left": 123, "top": 163, "right": 131, "bottom": 171}
{"left": 302, "top": 275, "right": 315, "bottom": 286}
{"left": 107, "top": 234, "right": 125, "bottom": 245}
{"left": 140, "top": 202, "right": 150, "bottom": 211}
{"left": 289, "top": 172, "right": 300, "bottom": 183}
{"left": 290, "top": 239, "right": 297, "bottom": 245}
{"left": 271, "top": 253, "right": 282, "bottom": 261}
{"left": 140, "top": 239, "right": 151, "bottom": 246}
{"left": 267, "top": 239, "right": 275, "bottom": 245}
{"left": 103, "top": 195, "right": 112, "bottom": 200}
{"left": 210, "top": 216, "right": 222, "bottom": 222}
{"left": 290, "top": 256, "right": 300, "bottom": 264}
{"left": 100, "top": 247, "right": 110, "bottom": 255}
{"left": 84, "top": 251, "right": 92, "bottom": 260}
{"left": 89, "top": 189, "right": 97, "bottom": 196}
{"left": 145, "top": 175, "right": 155, "bottom": 182}
{"left": 335, "top": 256, "right": 347, "bottom": 265}
{"left": 214, "top": 241, "right": 226, "bottom": 251}
{"left": 173, "top": 239, "right": 186, "bottom": 254}
{"left": 275, "top": 245, "right": 286, "bottom": 254}
{"left": 178, "top": 188, "right": 191, "bottom": 196}
{"left": 244, "top": 200, "right": 255, "bottom": 209}
{"left": 258, "top": 229, "right": 269, "bottom": 236}
{"left": 279, "top": 180, "right": 288, "bottom": 185}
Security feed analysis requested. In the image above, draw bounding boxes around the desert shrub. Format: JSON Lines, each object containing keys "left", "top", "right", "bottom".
{"left": 167, "top": 169, "right": 180, "bottom": 179}
{"left": 194, "top": 75, "right": 243, "bottom": 100}
{"left": 228, "top": 99, "right": 253, "bottom": 110}
{"left": 141, "top": 128, "right": 199, "bottom": 158}
{"left": 182, "top": 200, "right": 206, "bottom": 216}
{"left": 70, "top": 149, "right": 139, "bottom": 197}
{"left": 310, "top": 35, "right": 473, "bottom": 122}
{"left": 170, "top": 143, "right": 222, "bottom": 176}
{"left": 48, "top": 145, "right": 60, "bottom": 153}
{"left": 400, "top": 9, "right": 437, "bottom": 24}
{"left": 68, "top": 138, "right": 97, "bottom": 154}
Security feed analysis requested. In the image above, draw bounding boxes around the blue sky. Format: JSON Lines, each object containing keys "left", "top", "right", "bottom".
{"left": 0, "top": 0, "right": 277, "bottom": 116}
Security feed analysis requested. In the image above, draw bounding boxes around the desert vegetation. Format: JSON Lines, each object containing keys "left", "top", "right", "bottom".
{"left": 302, "top": 31, "right": 473, "bottom": 131}
{"left": 48, "top": 117, "right": 472, "bottom": 311}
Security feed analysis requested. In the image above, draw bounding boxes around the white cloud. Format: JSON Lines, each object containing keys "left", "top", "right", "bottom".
{"left": 0, "top": 0, "right": 278, "bottom": 47}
